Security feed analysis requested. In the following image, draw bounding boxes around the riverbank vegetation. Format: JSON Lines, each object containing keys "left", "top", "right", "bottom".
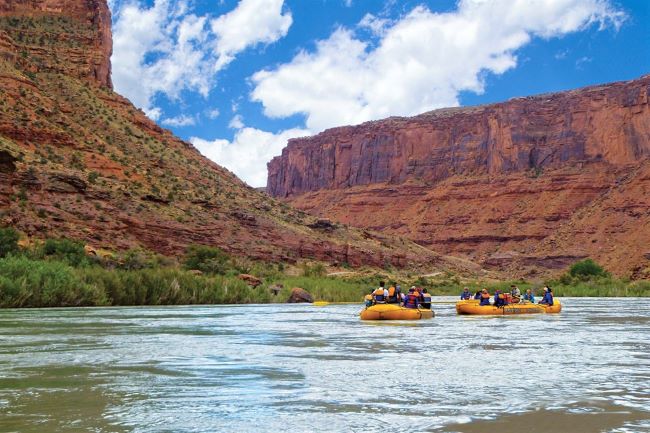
{"left": 0, "top": 227, "right": 648, "bottom": 307}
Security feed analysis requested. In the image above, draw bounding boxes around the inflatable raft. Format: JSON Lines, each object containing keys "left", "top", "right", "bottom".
{"left": 456, "top": 299, "right": 561, "bottom": 315}
{"left": 360, "top": 303, "right": 434, "bottom": 320}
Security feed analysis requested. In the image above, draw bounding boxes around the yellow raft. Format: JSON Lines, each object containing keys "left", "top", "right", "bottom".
{"left": 456, "top": 299, "right": 561, "bottom": 315}
{"left": 360, "top": 303, "right": 434, "bottom": 320}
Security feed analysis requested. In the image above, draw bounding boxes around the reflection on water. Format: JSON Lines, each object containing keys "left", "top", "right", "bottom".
{"left": 1, "top": 298, "right": 649, "bottom": 432}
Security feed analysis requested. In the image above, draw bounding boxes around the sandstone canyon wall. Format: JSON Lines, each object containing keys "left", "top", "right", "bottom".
{"left": 268, "top": 76, "right": 650, "bottom": 278}
{"left": 0, "top": 0, "right": 112, "bottom": 88}
{"left": 0, "top": 0, "right": 461, "bottom": 271}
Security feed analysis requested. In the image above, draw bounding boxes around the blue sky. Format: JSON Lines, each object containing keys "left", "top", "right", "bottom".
{"left": 108, "top": 0, "right": 650, "bottom": 187}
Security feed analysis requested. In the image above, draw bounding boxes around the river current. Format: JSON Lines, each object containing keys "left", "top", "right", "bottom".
{"left": 1, "top": 297, "right": 649, "bottom": 432}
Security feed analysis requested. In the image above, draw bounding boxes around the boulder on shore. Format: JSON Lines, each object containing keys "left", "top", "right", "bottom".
{"left": 287, "top": 287, "right": 313, "bottom": 303}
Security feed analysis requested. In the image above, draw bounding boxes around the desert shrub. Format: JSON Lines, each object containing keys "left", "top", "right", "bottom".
{"left": 42, "top": 238, "right": 89, "bottom": 267}
{"left": 301, "top": 262, "right": 326, "bottom": 277}
{"left": 183, "top": 245, "right": 229, "bottom": 275}
{"left": 0, "top": 227, "right": 19, "bottom": 258}
{"left": 569, "top": 259, "right": 608, "bottom": 279}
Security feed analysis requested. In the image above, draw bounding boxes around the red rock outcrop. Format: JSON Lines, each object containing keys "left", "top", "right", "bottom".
{"left": 0, "top": 0, "right": 112, "bottom": 88}
{"left": 0, "top": 0, "right": 467, "bottom": 273}
{"left": 268, "top": 76, "right": 650, "bottom": 278}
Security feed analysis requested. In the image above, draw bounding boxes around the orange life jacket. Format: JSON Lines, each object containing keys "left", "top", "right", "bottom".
{"left": 481, "top": 293, "right": 490, "bottom": 299}
{"left": 388, "top": 286, "right": 396, "bottom": 297}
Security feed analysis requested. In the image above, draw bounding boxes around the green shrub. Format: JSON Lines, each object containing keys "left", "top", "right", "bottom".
{"left": 0, "top": 227, "right": 19, "bottom": 258}
{"left": 301, "top": 263, "right": 326, "bottom": 277}
{"left": 183, "top": 245, "right": 230, "bottom": 275}
{"left": 42, "top": 238, "right": 89, "bottom": 267}
{"left": 0, "top": 256, "right": 106, "bottom": 307}
{"left": 569, "top": 259, "right": 608, "bottom": 279}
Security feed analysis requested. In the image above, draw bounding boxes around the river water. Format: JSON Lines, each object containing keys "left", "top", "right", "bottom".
{"left": 1, "top": 297, "right": 649, "bottom": 433}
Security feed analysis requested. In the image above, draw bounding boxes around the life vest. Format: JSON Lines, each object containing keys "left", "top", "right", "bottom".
{"left": 404, "top": 293, "right": 419, "bottom": 308}
{"left": 373, "top": 288, "right": 386, "bottom": 302}
{"left": 460, "top": 291, "right": 471, "bottom": 300}
{"left": 480, "top": 292, "right": 491, "bottom": 305}
{"left": 387, "top": 286, "right": 398, "bottom": 303}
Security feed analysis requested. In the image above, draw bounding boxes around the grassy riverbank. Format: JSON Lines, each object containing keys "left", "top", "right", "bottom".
{"left": 0, "top": 229, "right": 648, "bottom": 307}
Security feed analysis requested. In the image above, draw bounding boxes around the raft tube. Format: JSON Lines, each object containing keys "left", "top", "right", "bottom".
{"left": 456, "top": 299, "right": 561, "bottom": 315}
{"left": 360, "top": 303, "right": 434, "bottom": 320}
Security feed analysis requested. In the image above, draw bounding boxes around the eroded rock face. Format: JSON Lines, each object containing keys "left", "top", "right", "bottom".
{"left": 269, "top": 76, "right": 650, "bottom": 198}
{"left": 0, "top": 0, "right": 112, "bottom": 88}
{"left": 269, "top": 76, "right": 650, "bottom": 277}
{"left": 0, "top": 0, "right": 465, "bottom": 274}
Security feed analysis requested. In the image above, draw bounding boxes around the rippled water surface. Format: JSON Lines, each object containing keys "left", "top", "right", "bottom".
{"left": 1, "top": 298, "right": 649, "bottom": 432}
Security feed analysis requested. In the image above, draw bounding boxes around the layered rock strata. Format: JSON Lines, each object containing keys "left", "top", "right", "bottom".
{"left": 269, "top": 76, "right": 650, "bottom": 277}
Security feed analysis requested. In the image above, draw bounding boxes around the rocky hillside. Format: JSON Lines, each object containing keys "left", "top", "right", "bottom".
{"left": 268, "top": 76, "right": 650, "bottom": 278}
{"left": 0, "top": 0, "right": 456, "bottom": 271}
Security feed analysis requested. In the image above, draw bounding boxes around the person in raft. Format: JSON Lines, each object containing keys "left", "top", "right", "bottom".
{"left": 460, "top": 287, "right": 472, "bottom": 300}
{"left": 474, "top": 289, "right": 482, "bottom": 300}
{"left": 421, "top": 288, "right": 432, "bottom": 309}
{"left": 403, "top": 287, "right": 420, "bottom": 309}
{"left": 386, "top": 284, "right": 401, "bottom": 304}
{"left": 494, "top": 289, "right": 507, "bottom": 307}
{"left": 510, "top": 285, "right": 521, "bottom": 303}
{"left": 523, "top": 288, "right": 535, "bottom": 303}
{"left": 479, "top": 288, "right": 491, "bottom": 306}
{"left": 539, "top": 286, "right": 554, "bottom": 306}
{"left": 372, "top": 282, "right": 389, "bottom": 304}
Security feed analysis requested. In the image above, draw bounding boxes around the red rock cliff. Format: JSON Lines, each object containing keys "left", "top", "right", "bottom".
{"left": 268, "top": 76, "right": 649, "bottom": 197}
{"left": 0, "top": 0, "right": 112, "bottom": 88}
{"left": 268, "top": 76, "right": 650, "bottom": 278}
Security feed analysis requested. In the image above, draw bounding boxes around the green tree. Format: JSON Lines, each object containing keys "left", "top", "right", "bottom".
{"left": 183, "top": 245, "right": 230, "bottom": 275}
{"left": 0, "top": 227, "right": 19, "bottom": 258}
{"left": 569, "top": 259, "right": 607, "bottom": 279}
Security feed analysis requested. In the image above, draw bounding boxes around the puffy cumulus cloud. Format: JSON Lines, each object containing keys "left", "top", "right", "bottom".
{"left": 161, "top": 114, "right": 196, "bottom": 127}
{"left": 210, "top": 0, "right": 292, "bottom": 70}
{"left": 191, "top": 127, "right": 310, "bottom": 187}
{"left": 251, "top": 0, "right": 625, "bottom": 132}
{"left": 111, "top": 0, "right": 292, "bottom": 117}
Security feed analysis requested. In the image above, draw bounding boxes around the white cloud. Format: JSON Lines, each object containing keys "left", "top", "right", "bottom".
{"left": 359, "top": 13, "right": 391, "bottom": 36}
{"left": 110, "top": 0, "right": 293, "bottom": 117}
{"left": 210, "top": 0, "right": 292, "bottom": 71}
{"left": 251, "top": 0, "right": 626, "bottom": 132}
{"left": 205, "top": 108, "right": 221, "bottom": 119}
{"left": 161, "top": 114, "right": 196, "bottom": 127}
{"left": 228, "top": 114, "right": 245, "bottom": 129}
{"left": 191, "top": 127, "right": 310, "bottom": 187}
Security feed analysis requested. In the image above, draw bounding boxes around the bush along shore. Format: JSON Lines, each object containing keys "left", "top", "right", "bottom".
{"left": 0, "top": 228, "right": 648, "bottom": 308}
